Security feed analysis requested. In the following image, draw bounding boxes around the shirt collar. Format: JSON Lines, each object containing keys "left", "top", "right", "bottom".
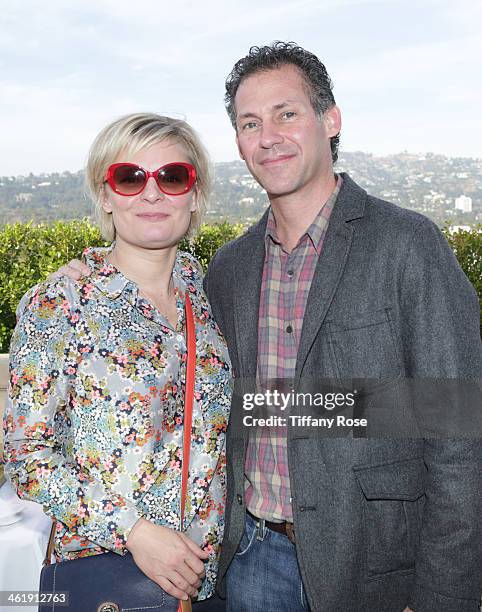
{"left": 265, "top": 174, "right": 342, "bottom": 255}
{"left": 82, "top": 246, "right": 193, "bottom": 309}
{"left": 82, "top": 245, "right": 137, "bottom": 303}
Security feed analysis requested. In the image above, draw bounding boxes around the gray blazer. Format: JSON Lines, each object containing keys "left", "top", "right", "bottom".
{"left": 204, "top": 174, "right": 482, "bottom": 612}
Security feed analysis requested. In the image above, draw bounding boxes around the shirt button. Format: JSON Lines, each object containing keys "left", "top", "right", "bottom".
{"left": 286, "top": 325, "right": 293, "bottom": 334}
{"left": 287, "top": 269, "right": 294, "bottom": 278}
{"left": 237, "top": 494, "right": 243, "bottom": 505}
{"left": 177, "top": 334, "right": 184, "bottom": 343}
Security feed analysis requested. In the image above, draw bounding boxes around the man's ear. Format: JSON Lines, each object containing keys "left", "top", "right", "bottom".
{"left": 323, "top": 105, "right": 342, "bottom": 137}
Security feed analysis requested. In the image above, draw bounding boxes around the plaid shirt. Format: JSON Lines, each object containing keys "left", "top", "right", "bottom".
{"left": 245, "top": 176, "right": 341, "bottom": 522}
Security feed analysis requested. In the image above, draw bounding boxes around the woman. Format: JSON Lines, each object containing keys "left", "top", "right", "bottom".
{"left": 3, "top": 113, "right": 231, "bottom": 610}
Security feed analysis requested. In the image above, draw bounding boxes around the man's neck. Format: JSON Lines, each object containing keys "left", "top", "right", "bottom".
{"left": 269, "top": 173, "right": 337, "bottom": 253}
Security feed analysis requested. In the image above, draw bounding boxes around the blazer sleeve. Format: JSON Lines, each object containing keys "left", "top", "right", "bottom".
{"left": 399, "top": 217, "right": 481, "bottom": 378}
{"left": 3, "top": 282, "right": 140, "bottom": 554}
{"left": 203, "top": 250, "right": 227, "bottom": 338}
{"left": 399, "top": 219, "right": 482, "bottom": 612}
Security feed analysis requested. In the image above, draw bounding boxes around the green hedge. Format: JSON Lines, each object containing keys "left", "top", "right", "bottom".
{"left": 0, "top": 220, "right": 480, "bottom": 352}
{"left": 442, "top": 225, "right": 482, "bottom": 305}
{"left": 442, "top": 225, "right": 482, "bottom": 336}
{"left": 0, "top": 220, "right": 105, "bottom": 353}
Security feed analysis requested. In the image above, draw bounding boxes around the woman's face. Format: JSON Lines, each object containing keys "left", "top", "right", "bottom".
{"left": 102, "top": 140, "right": 197, "bottom": 251}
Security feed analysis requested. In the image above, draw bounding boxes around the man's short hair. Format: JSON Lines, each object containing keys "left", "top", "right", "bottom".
{"left": 225, "top": 41, "right": 340, "bottom": 163}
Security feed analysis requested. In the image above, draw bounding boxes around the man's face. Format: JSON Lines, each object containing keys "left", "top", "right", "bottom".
{"left": 234, "top": 64, "right": 341, "bottom": 200}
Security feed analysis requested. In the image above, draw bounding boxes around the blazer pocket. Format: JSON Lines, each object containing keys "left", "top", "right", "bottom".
{"left": 326, "top": 307, "right": 402, "bottom": 388}
{"left": 353, "top": 457, "right": 425, "bottom": 578}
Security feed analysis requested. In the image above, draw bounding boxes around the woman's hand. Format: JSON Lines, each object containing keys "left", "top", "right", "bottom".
{"left": 48, "top": 259, "right": 90, "bottom": 282}
{"left": 126, "top": 518, "right": 210, "bottom": 601}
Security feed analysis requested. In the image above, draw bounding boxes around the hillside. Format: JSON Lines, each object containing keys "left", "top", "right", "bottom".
{"left": 1, "top": 152, "right": 481, "bottom": 227}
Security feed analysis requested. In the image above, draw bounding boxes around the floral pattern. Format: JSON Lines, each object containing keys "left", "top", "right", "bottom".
{"left": 3, "top": 247, "right": 231, "bottom": 600}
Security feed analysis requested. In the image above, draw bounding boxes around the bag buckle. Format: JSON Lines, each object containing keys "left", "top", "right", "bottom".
{"left": 97, "top": 604, "right": 119, "bottom": 612}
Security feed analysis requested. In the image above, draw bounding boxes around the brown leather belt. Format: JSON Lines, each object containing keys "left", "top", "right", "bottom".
{"left": 247, "top": 510, "right": 296, "bottom": 544}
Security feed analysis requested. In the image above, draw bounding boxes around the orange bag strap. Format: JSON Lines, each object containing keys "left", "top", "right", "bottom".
{"left": 178, "top": 292, "right": 196, "bottom": 612}
{"left": 180, "top": 291, "right": 195, "bottom": 525}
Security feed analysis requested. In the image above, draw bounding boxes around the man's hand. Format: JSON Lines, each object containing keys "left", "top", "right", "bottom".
{"left": 126, "top": 518, "right": 209, "bottom": 601}
{"left": 48, "top": 259, "right": 90, "bottom": 282}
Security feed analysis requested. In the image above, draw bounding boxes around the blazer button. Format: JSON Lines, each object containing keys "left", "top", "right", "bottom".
{"left": 237, "top": 494, "right": 243, "bottom": 505}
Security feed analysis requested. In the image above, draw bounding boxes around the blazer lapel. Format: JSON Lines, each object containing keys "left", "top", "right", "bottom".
{"left": 296, "top": 174, "right": 367, "bottom": 380}
{"left": 233, "top": 213, "right": 268, "bottom": 379}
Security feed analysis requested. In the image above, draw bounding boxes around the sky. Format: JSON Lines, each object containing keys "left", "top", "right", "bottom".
{"left": 0, "top": 0, "right": 481, "bottom": 176}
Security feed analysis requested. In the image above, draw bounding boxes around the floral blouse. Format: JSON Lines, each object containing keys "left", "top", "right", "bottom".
{"left": 3, "top": 247, "right": 232, "bottom": 600}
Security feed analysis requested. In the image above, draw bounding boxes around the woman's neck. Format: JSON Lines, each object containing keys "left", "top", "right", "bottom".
{"left": 107, "top": 239, "right": 177, "bottom": 298}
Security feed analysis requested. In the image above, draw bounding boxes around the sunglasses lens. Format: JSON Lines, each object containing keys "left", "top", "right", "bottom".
{"left": 157, "top": 164, "right": 192, "bottom": 194}
{"left": 113, "top": 165, "right": 146, "bottom": 195}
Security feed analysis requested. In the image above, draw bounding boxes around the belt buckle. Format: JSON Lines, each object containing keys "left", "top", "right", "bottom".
{"left": 256, "top": 518, "right": 266, "bottom": 541}
{"left": 285, "top": 522, "right": 296, "bottom": 544}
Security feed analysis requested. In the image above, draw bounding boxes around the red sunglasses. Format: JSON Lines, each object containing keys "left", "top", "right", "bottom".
{"left": 105, "top": 162, "right": 196, "bottom": 196}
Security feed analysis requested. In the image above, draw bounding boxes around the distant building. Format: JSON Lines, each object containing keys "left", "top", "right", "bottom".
{"left": 454, "top": 195, "right": 472, "bottom": 213}
{"left": 15, "top": 193, "right": 33, "bottom": 203}
{"left": 239, "top": 197, "right": 255, "bottom": 206}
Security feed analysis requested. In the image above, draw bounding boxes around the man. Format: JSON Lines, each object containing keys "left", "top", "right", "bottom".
{"left": 56, "top": 42, "right": 481, "bottom": 611}
{"left": 203, "top": 42, "right": 481, "bottom": 612}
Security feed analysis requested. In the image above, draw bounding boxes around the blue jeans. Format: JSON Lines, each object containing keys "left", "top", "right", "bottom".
{"left": 226, "top": 513, "right": 310, "bottom": 612}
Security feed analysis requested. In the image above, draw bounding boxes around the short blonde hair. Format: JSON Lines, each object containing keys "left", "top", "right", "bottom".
{"left": 86, "top": 113, "right": 211, "bottom": 241}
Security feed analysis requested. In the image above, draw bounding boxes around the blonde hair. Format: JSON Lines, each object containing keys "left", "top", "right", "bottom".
{"left": 86, "top": 113, "right": 211, "bottom": 241}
